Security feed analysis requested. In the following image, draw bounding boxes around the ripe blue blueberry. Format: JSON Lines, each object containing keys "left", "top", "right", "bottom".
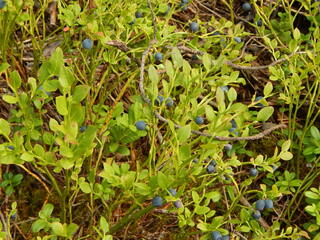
{"left": 129, "top": 19, "right": 136, "bottom": 25}
{"left": 165, "top": 97, "right": 174, "bottom": 107}
{"left": 38, "top": 86, "right": 50, "bottom": 96}
{"left": 220, "top": 86, "right": 229, "bottom": 92}
{"left": 229, "top": 127, "right": 237, "bottom": 132}
{"left": 174, "top": 200, "right": 183, "bottom": 208}
{"left": 182, "top": 0, "right": 189, "bottom": 2}
{"left": 206, "top": 165, "right": 215, "bottom": 174}
{"left": 152, "top": 196, "right": 163, "bottom": 207}
{"left": 222, "top": 235, "right": 230, "bottom": 240}
{"left": 256, "top": 19, "right": 262, "bottom": 26}
{"left": 155, "top": 52, "right": 163, "bottom": 61}
{"left": 191, "top": 54, "right": 198, "bottom": 60}
{"left": 195, "top": 116, "right": 204, "bottom": 125}
{"left": 8, "top": 145, "right": 14, "bottom": 150}
{"left": 80, "top": 126, "right": 87, "bottom": 132}
{"left": 189, "top": 22, "right": 199, "bottom": 32}
{"left": 169, "top": 188, "right": 177, "bottom": 196}
{"left": 135, "top": 121, "right": 147, "bottom": 130}
{"left": 230, "top": 120, "right": 237, "bottom": 128}
{"left": 234, "top": 37, "right": 242, "bottom": 43}
{"left": 255, "top": 96, "right": 265, "bottom": 107}
{"left": 193, "top": 158, "right": 199, "bottom": 163}
{"left": 269, "top": 164, "right": 277, "bottom": 172}
{"left": 82, "top": 39, "right": 93, "bottom": 49}
{"left": 224, "top": 144, "right": 232, "bottom": 151}
{"left": 135, "top": 11, "right": 143, "bottom": 18}
{"left": 179, "top": 2, "right": 188, "bottom": 10}
{"left": 249, "top": 168, "right": 258, "bottom": 177}
{"left": 242, "top": 2, "right": 251, "bottom": 11}
{"left": 252, "top": 210, "right": 261, "bottom": 219}
{"left": 265, "top": 199, "right": 273, "bottom": 209}
{"left": 210, "top": 160, "right": 217, "bottom": 166}
{"left": 155, "top": 95, "right": 164, "bottom": 106}
{"left": 210, "top": 30, "right": 221, "bottom": 36}
{"left": 255, "top": 199, "right": 266, "bottom": 210}
{"left": 211, "top": 231, "right": 222, "bottom": 240}
{"left": 0, "top": 0, "right": 6, "bottom": 9}
{"left": 164, "top": 5, "right": 171, "bottom": 15}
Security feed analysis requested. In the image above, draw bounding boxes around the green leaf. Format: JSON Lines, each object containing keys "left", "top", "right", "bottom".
{"left": 66, "top": 223, "right": 78, "bottom": 237}
{"left": 32, "top": 219, "right": 47, "bottom": 232}
{"left": 0, "top": 63, "right": 10, "bottom": 74}
{"left": 279, "top": 151, "right": 293, "bottom": 160}
{"left": 311, "top": 126, "right": 320, "bottom": 141}
{"left": 165, "top": 60, "right": 174, "bottom": 79}
{"left": 148, "top": 65, "right": 159, "bottom": 84}
{"left": 9, "top": 70, "right": 21, "bottom": 90}
{"left": 0, "top": 118, "right": 11, "bottom": 136}
{"left": 202, "top": 53, "right": 212, "bottom": 72}
{"left": 60, "top": 145, "right": 74, "bottom": 158}
{"left": 263, "top": 82, "right": 273, "bottom": 96}
{"left": 20, "top": 152, "right": 34, "bottom": 162}
{"left": 79, "top": 182, "right": 92, "bottom": 194}
{"left": 256, "top": 107, "right": 274, "bottom": 122}
{"left": 56, "top": 96, "right": 68, "bottom": 115}
{"left": 2, "top": 95, "right": 18, "bottom": 104}
{"left": 227, "top": 87, "right": 237, "bottom": 102}
{"left": 177, "top": 125, "right": 191, "bottom": 143}
{"left": 179, "top": 144, "right": 191, "bottom": 160}
{"left": 158, "top": 172, "right": 169, "bottom": 190}
{"left": 99, "top": 216, "right": 109, "bottom": 233}
{"left": 73, "top": 85, "right": 90, "bottom": 103}
{"left": 60, "top": 158, "right": 74, "bottom": 169}
{"left": 195, "top": 206, "right": 210, "bottom": 215}
{"left": 171, "top": 47, "right": 183, "bottom": 68}
{"left": 51, "top": 222, "right": 66, "bottom": 237}
{"left": 41, "top": 203, "right": 54, "bottom": 218}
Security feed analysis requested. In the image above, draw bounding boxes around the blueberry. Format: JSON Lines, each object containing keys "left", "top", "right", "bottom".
{"left": 169, "top": 188, "right": 177, "bottom": 196}
{"left": 80, "top": 126, "right": 87, "bottom": 132}
{"left": 224, "top": 144, "right": 232, "bottom": 151}
{"left": 193, "top": 158, "right": 199, "bottom": 163}
{"left": 135, "top": 11, "right": 143, "bottom": 18}
{"left": 152, "top": 196, "right": 163, "bottom": 207}
{"left": 269, "top": 164, "right": 277, "bottom": 172}
{"left": 255, "top": 199, "right": 266, "bottom": 210}
{"left": 82, "top": 39, "right": 93, "bottom": 49}
{"left": 254, "top": 96, "right": 265, "bottom": 107}
{"left": 249, "top": 168, "right": 258, "bottom": 177}
{"left": 191, "top": 54, "right": 198, "bottom": 60}
{"left": 242, "top": 2, "right": 251, "bottom": 11}
{"left": 234, "top": 37, "right": 242, "bottom": 43}
{"left": 38, "top": 86, "right": 50, "bottom": 96}
{"left": 135, "top": 121, "right": 147, "bottom": 130}
{"left": 174, "top": 200, "right": 183, "bottom": 208}
{"left": 195, "top": 116, "right": 204, "bottom": 125}
{"left": 179, "top": 2, "right": 188, "bottom": 10}
{"left": 209, "top": 160, "right": 217, "bottom": 166}
{"left": 222, "top": 235, "right": 230, "bottom": 240}
{"left": 265, "top": 199, "right": 273, "bottom": 209}
{"left": 129, "top": 19, "right": 136, "bottom": 25}
{"left": 0, "top": 0, "right": 6, "bottom": 9}
{"left": 220, "top": 86, "right": 229, "bottom": 92}
{"left": 206, "top": 165, "right": 215, "bottom": 174}
{"left": 8, "top": 146, "right": 14, "bottom": 150}
{"left": 189, "top": 22, "right": 199, "bottom": 32}
{"left": 210, "top": 30, "right": 221, "bottom": 36}
{"left": 155, "top": 95, "right": 164, "bottom": 106}
{"left": 211, "top": 231, "right": 222, "bottom": 240}
{"left": 164, "top": 5, "right": 171, "bottom": 15}
{"left": 229, "top": 127, "right": 237, "bottom": 132}
{"left": 155, "top": 52, "right": 163, "bottom": 61}
{"left": 230, "top": 120, "right": 237, "bottom": 128}
{"left": 252, "top": 210, "right": 261, "bottom": 219}
{"left": 256, "top": 19, "right": 262, "bottom": 26}
{"left": 165, "top": 97, "right": 174, "bottom": 107}
{"left": 182, "top": 0, "right": 189, "bottom": 2}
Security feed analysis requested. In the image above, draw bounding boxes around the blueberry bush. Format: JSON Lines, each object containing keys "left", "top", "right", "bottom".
{"left": 0, "top": 0, "right": 319, "bottom": 239}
